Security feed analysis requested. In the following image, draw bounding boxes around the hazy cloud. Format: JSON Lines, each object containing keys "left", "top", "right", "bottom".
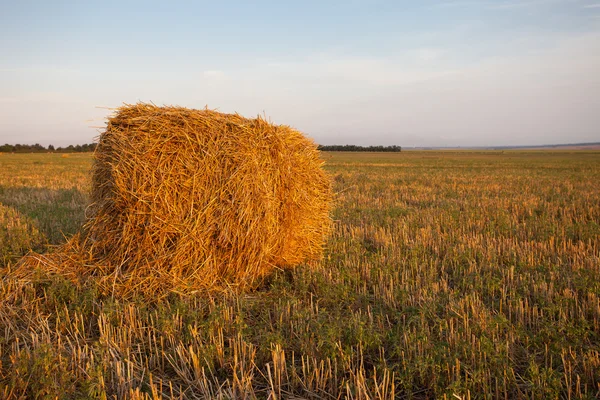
{"left": 203, "top": 70, "right": 226, "bottom": 79}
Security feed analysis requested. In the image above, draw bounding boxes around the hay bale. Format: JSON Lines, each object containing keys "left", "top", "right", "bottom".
{"left": 35, "top": 103, "right": 331, "bottom": 296}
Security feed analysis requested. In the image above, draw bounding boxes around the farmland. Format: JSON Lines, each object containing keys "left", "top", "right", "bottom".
{"left": 1, "top": 151, "right": 599, "bottom": 399}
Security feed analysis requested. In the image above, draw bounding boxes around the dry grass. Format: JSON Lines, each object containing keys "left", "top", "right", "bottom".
{"left": 0, "top": 204, "right": 46, "bottom": 265}
{"left": 13, "top": 104, "right": 333, "bottom": 298}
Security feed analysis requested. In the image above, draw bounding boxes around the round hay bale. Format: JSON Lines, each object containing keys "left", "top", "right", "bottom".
{"left": 76, "top": 103, "right": 332, "bottom": 293}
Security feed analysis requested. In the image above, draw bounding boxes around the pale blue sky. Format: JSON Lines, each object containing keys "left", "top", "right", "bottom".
{"left": 1, "top": 0, "right": 599, "bottom": 146}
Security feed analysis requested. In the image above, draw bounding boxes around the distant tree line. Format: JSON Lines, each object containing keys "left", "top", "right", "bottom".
{"left": 0, "top": 143, "right": 97, "bottom": 153}
{"left": 1, "top": 143, "right": 403, "bottom": 153}
{"left": 317, "top": 145, "right": 401, "bottom": 152}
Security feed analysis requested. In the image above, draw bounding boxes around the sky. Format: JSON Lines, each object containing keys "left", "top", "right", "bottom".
{"left": 1, "top": 0, "right": 599, "bottom": 147}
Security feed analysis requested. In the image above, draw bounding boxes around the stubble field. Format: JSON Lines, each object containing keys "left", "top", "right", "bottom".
{"left": 1, "top": 151, "right": 599, "bottom": 399}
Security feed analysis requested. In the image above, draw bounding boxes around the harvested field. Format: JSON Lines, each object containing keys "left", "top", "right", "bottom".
{"left": 1, "top": 150, "right": 599, "bottom": 399}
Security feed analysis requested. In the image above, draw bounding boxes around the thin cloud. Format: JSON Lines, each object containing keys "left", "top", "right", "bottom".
{"left": 411, "top": 48, "right": 447, "bottom": 62}
{"left": 248, "top": 49, "right": 455, "bottom": 87}
{"left": 433, "top": 0, "right": 562, "bottom": 9}
{"left": 431, "top": 1, "right": 482, "bottom": 8}
{"left": 203, "top": 70, "right": 226, "bottom": 79}
{"left": 489, "top": 0, "right": 563, "bottom": 10}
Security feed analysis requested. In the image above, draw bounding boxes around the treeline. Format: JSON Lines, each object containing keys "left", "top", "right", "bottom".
{"left": 2, "top": 143, "right": 402, "bottom": 153}
{"left": 317, "top": 145, "right": 401, "bottom": 152}
{"left": 0, "top": 143, "right": 97, "bottom": 153}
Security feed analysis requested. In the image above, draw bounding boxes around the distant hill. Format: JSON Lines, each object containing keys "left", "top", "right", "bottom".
{"left": 405, "top": 142, "right": 600, "bottom": 151}
{"left": 518, "top": 143, "right": 600, "bottom": 150}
